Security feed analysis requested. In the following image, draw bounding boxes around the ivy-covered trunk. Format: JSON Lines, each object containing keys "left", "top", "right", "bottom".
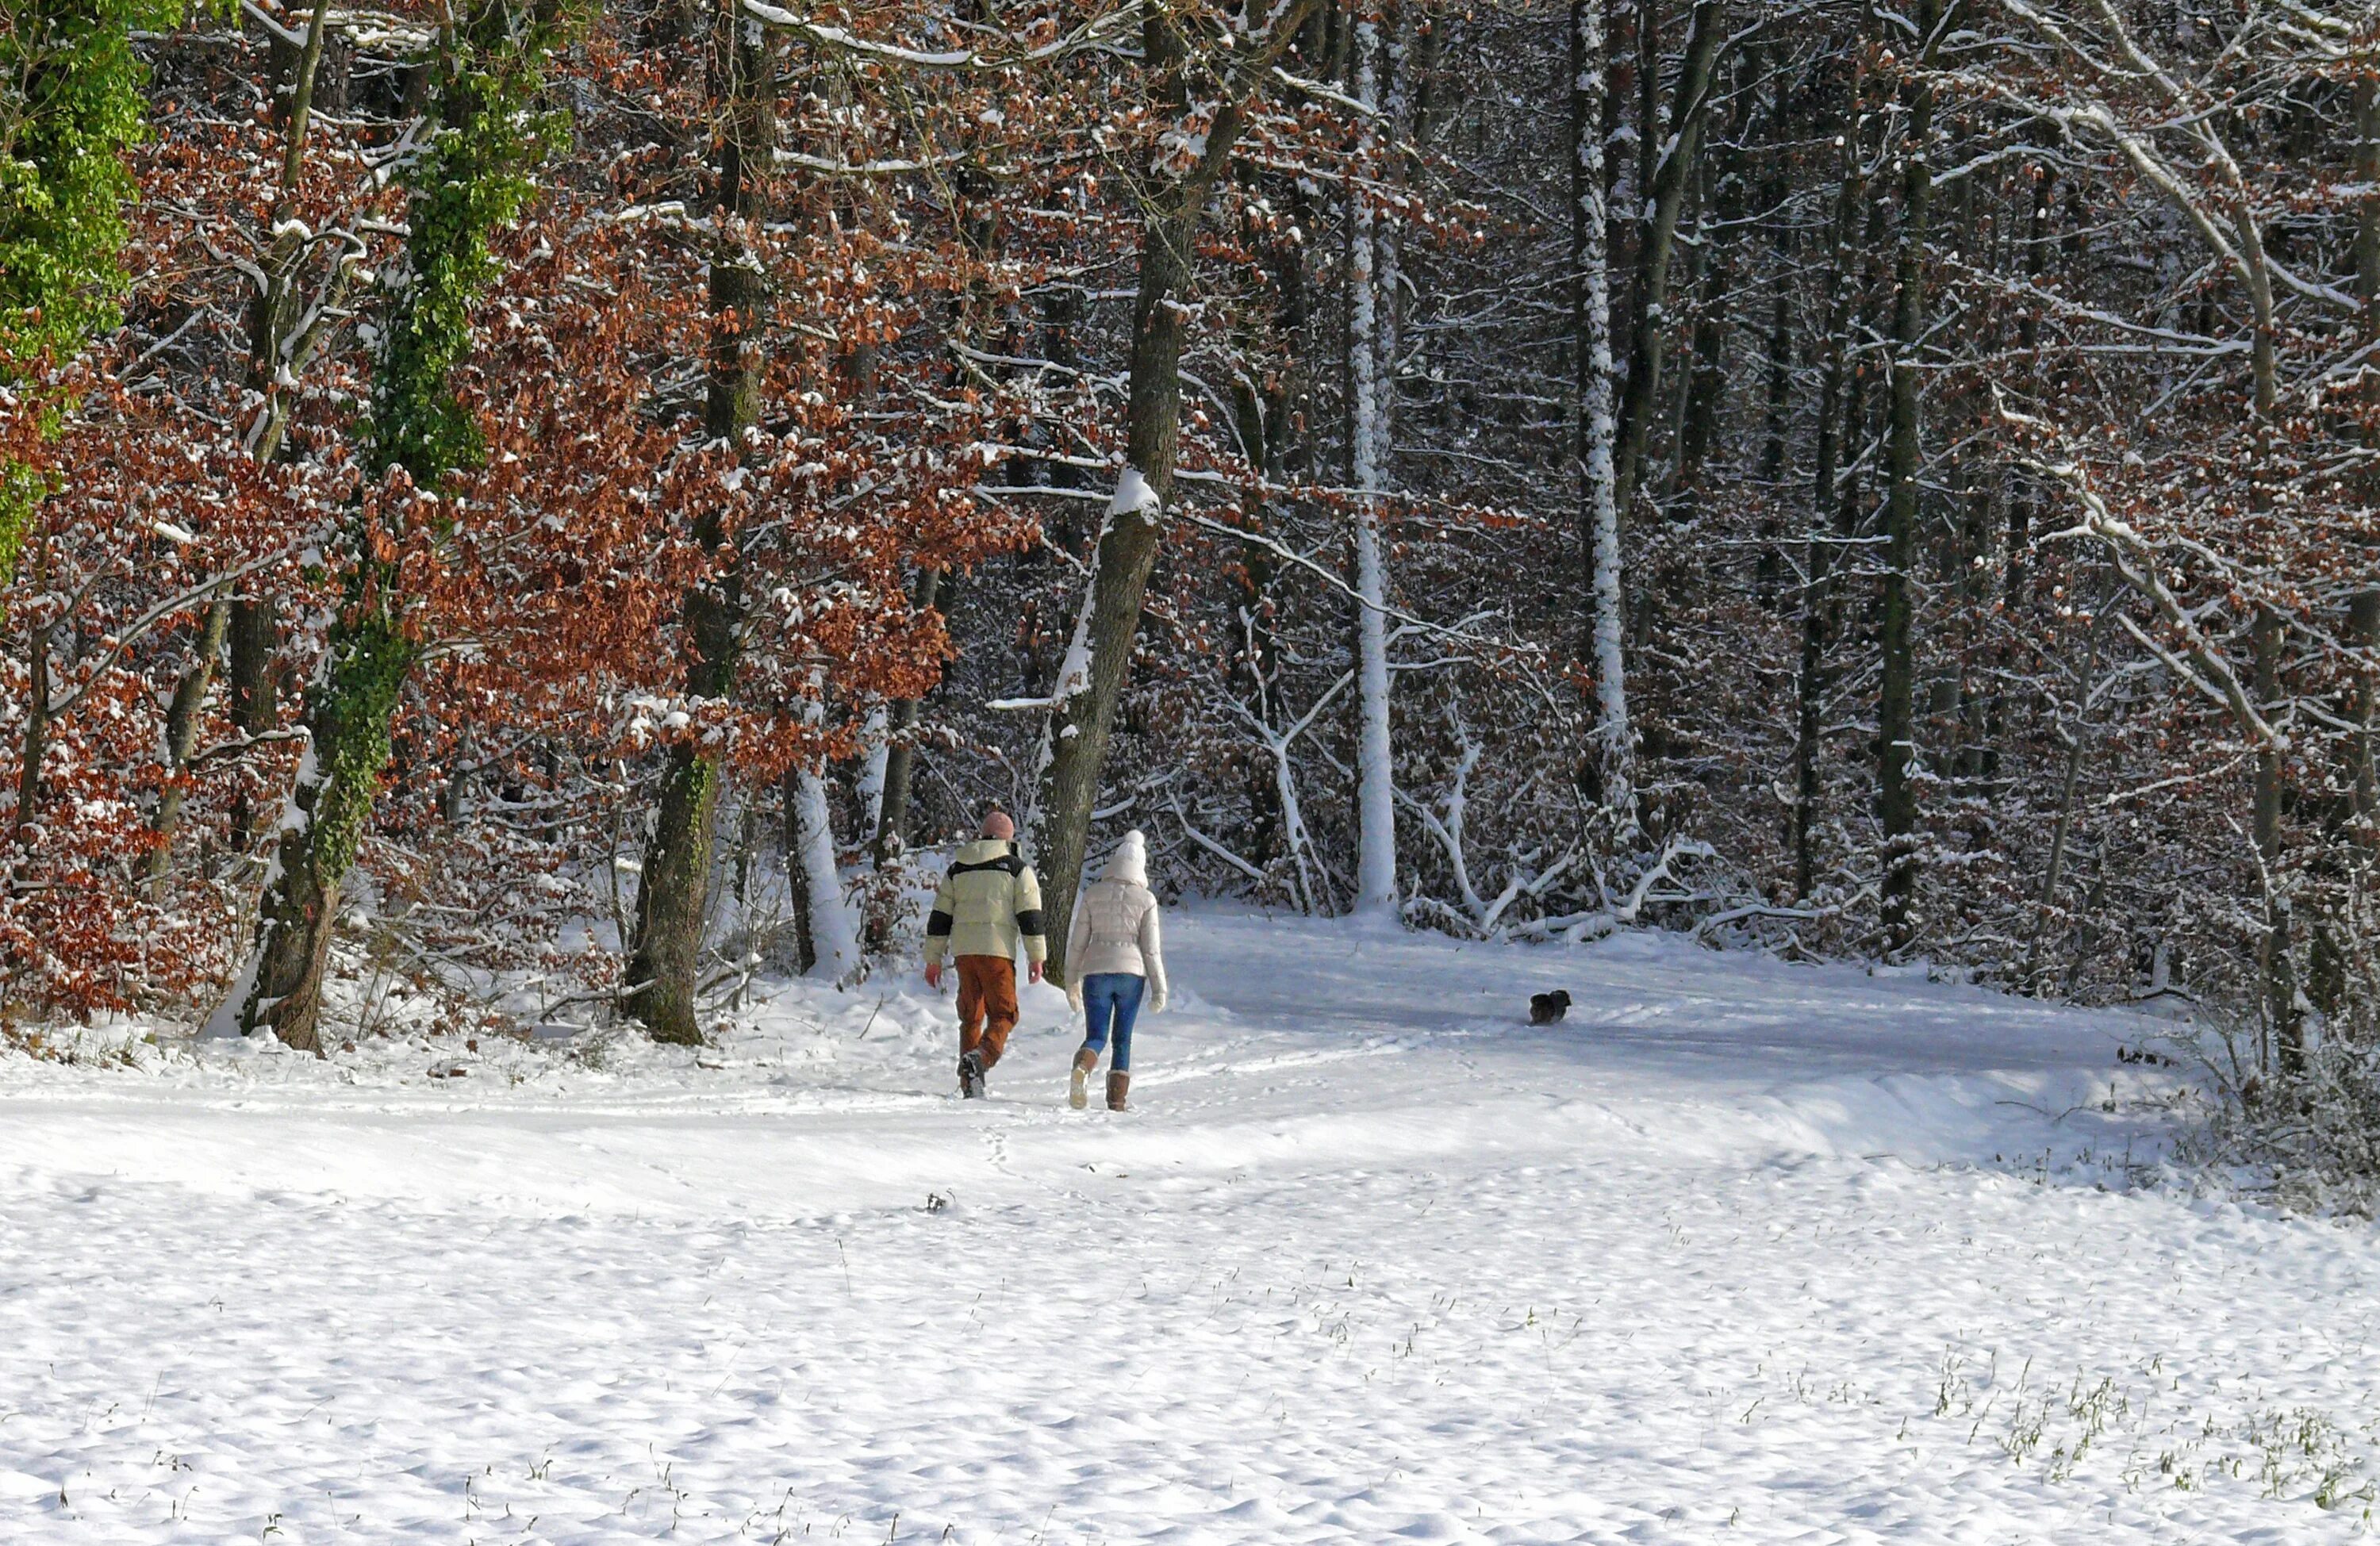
{"left": 218, "top": 1, "right": 556, "bottom": 1050}
{"left": 624, "top": 0, "right": 774, "bottom": 1044}
{"left": 232, "top": 612, "right": 416, "bottom": 1049}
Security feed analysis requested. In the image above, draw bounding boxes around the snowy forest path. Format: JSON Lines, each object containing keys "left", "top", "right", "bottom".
{"left": 1, "top": 911, "right": 2152, "bottom": 1218}
{"left": 5, "top": 915, "right": 2379, "bottom": 1543}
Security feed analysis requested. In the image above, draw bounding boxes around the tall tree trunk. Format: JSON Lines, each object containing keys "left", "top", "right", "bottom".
{"left": 789, "top": 746, "right": 858, "bottom": 980}
{"left": 217, "top": 1, "right": 555, "bottom": 1050}
{"left": 1984, "top": 175, "right": 2052, "bottom": 790}
{"left": 1032, "top": 0, "right": 1317, "bottom": 983}
{"left": 1752, "top": 136, "right": 1792, "bottom": 608}
{"left": 2354, "top": 79, "right": 2380, "bottom": 826}
{"left": 1791, "top": 96, "right": 1869, "bottom": 903}
{"left": 2351, "top": 589, "right": 2379, "bottom": 827}
{"left": 145, "top": 598, "right": 231, "bottom": 892}
{"left": 1876, "top": 0, "right": 1940, "bottom": 952}
{"left": 1674, "top": 54, "right": 1752, "bottom": 518}
{"left": 1610, "top": 0, "right": 1726, "bottom": 527}
{"left": 221, "top": 612, "right": 417, "bottom": 1049}
{"left": 1348, "top": 14, "right": 1399, "bottom": 919}
{"left": 226, "top": 593, "right": 278, "bottom": 842}
{"left": 872, "top": 566, "right": 944, "bottom": 869}
{"left": 2021, "top": 593, "right": 2111, "bottom": 990}
{"left": 1572, "top": 0, "right": 1634, "bottom": 833}
{"left": 852, "top": 705, "right": 889, "bottom": 840}
{"left": 157, "top": 0, "right": 332, "bottom": 870}
{"left": 2254, "top": 604, "right": 2302, "bottom": 1072}
{"left": 625, "top": 0, "right": 776, "bottom": 1043}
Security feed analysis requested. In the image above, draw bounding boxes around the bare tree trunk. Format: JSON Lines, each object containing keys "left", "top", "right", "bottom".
{"left": 226, "top": 593, "right": 278, "bottom": 842}
{"left": 2352, "top": 589, "right": 2379, "bottom": 826}
{"left": 159, "top": 0, "right": 332, "bottom": 869}
{"left": 1752, "top": 132, "right": 1792, "bottom": 608}
{"left": 1984, "top": 178, "right": 2052, "bottom": 789}
{"left": 871, "top": 566, "right": 944, "bottom": 869}
{"left": 1032, "top": 0, "right": 1317, "bottom": 984}
{"left": 782, "top": 765, "right": 816, "bottom": 972}
{"left": 625, "top": 1, "right": 775, "bottom": 1043}
{"left": 2022, "top": 594, "right": 2112, "bottom": 989}
{"left": 1572, "top": 0, "right": 1633, "bottom": 831}
{"left": 2253, "top": 604, "right": 2302, "bottom": 1072}
{"left": 1673, "top": 51, "right": 1752, "bottom": 519}
{"left": 1348, "top": 14, "right": 1398, "bottom": 918}
{"left": 145, "top": 599, "right": 231, "bottom": 892}
{"left": 1610, "top": 0, "right": 1727, "bottom": 527}
{"left": 2354, "top": 79, "right": 2380, "bottom": 826}
{"left": 789, "top": 744, "right": 857, "bottom": 978}
{"left": 1791, "top": 102, "right": 1869, "bottom": 903}
{"left": 1876, "top": 0, "right": 1940, "bottom": 952}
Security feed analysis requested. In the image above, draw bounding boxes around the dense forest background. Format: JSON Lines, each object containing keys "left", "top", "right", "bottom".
{"left": 3, "top": 0, "right": 2375, "bottom": 1095}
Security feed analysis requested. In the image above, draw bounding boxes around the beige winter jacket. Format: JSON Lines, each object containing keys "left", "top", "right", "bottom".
{"left": 925, "top": 838, "right": 1047, "bottom": 966}
{"left": 1064, "top": 831, "right": 1167, "bottom": 1012}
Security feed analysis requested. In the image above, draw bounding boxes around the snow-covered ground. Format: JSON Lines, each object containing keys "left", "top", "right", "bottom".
{"left": 4, "top": 908, "right": 2376, "bottom": 1542}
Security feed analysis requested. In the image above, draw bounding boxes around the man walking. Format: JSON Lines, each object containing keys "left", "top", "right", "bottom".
{"left": 923, "top": 810, "right": 1047, "bottom": 1098}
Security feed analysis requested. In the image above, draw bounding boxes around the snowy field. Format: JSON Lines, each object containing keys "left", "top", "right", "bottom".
{"left": 4, "top": 909, "right": 2378, "bottom": 1543}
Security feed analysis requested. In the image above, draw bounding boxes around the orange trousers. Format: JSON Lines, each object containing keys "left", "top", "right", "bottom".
{"left": 955, "top": 955, "right": 1019, "bottom": 1068}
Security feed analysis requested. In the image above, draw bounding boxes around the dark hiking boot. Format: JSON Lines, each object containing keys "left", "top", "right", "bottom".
{"left": 1069, "top": 1046, "right": 1098, "bottom": 1110}
{"left": 1106, "top": 1070, "right": 1130, "bottom": 1112}
{"left": 958, "top": 1049, "right": 986, "bottom": 1099}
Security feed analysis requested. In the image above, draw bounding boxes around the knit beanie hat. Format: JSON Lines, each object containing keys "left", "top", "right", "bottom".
{"left": 1105, "top": 829, "right": 1149, "bottom": 885}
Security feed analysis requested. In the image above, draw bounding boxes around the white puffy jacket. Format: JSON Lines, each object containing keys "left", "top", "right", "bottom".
{"left": 1065, "top": 831, "right": 1168, "bottom": 1013}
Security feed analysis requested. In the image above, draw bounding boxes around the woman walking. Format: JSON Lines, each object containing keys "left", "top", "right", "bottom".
{"left": 1064, "top": 829, "right": 1167, "bottom": 1111}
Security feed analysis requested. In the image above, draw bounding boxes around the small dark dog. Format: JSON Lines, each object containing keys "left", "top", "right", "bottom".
{"left": 1529, "top": 989, "right": 1572, "bottom": 1026}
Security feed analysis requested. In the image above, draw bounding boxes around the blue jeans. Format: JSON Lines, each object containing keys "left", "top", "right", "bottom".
{"left": 1080, "top": 973, "right": 1145, "bottom": 1072}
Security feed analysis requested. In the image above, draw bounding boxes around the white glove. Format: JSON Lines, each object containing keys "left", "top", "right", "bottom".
{"left": 1146, "top": 985, "right": 1167, "bottom": 1015}
{"left": 1066, "top": 981, "right": 1084, "bottom": 1015}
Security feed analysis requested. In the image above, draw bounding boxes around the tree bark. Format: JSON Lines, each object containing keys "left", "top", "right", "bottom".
{"left": 625, "top": 0, "right": 775, "bottom": 1042}
{"left": 228, "top": 612, "right": 416, "bottom": 1051}
{"left": 2354, "top": 78, "right": 2380, "bottom": 826}
{"left": 1791, "top": 107, "right": 1870, "bottom": 903}
{"left": 159, "top": 0, "right": 332, "bottom": 869}
{"left": 218, "top": 1, "right": 555, "bottom": 1050}
{"left": 145, "top": 598, "right": 231, "bottom": 892}
{"left": 1674, "top": 54, "right": 1752, "bottom": 517}
{"left": 1752, "top": 129, "right": 1792, "bottom": 608}
{"left": 1572, "top": 0, "right": 1634, "bottom": 831}
{"left": 870, "top": 570, "right": 942, "bottom": 869}
{"left": 1983, "top": 177, "right": 2052, "bottom": 789}
{"left": 789, "top": 749, "right": 857, "bottom": 978}
{"left": 1348, "top": 14, "right": 1399, "bottom": 918}
{"left": 2021, "top": 593, "right": 2111, "bottom": 990}
{"left": 1610, "top": 0, "right": 1727, "bottom": 527}
{"left": 1031, "top": 0, "right": 1317, "bottom": 984}
{"left": 2351, "top": 589, "right": 2379, "bottom": 826}
{"left": 1876, "top": 0, "right": 1940, "bottom": 952}
{"left": 225, "top": 593, "right": 279, "bottom": 842}
{"left": 2253, "top": 603, "right": 2301, "bottom": 1072}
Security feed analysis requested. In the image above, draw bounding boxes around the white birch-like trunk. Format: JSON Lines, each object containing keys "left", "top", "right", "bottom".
{"left": 1576, "top": 0, "right": 1635, "bottom": 837}
{"left": 791, "top": 762, "right": 858, "bottom": 980}
{"left": 1349, "top": 18, "right": 1400, "bottom": 920}
{"left": 854, "top": 704, "right": 889, "bottom": 838}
